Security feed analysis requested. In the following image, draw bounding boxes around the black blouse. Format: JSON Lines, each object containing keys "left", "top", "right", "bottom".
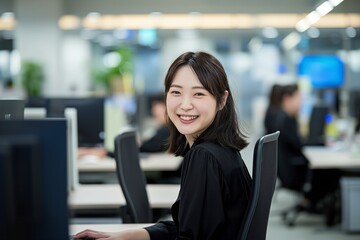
{"left": 144, "top": 141, "right": 252, "bottom": 240}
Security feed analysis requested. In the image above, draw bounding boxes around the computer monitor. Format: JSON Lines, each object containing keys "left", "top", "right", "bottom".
{"left": 24, "top": 96, "right": 49, "bottom": 108}
{"left": 298, "top": 55, "right": 344, "bottom": 89}
{"left": 0, "top": 99, "right": 25, "bottom": 120}
{"left": 47, "top": 97, "right": 105, "bottom": 147}
{"left": 0, "top": 119, "right": 69, "bottom": 240}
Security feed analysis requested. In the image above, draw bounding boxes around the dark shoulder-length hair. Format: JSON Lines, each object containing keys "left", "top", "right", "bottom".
{"left": 164, "top": 51, "right": 248, "bottom": 156}
{"left": 268, "top": 84, "right": 282, "bottom": 107}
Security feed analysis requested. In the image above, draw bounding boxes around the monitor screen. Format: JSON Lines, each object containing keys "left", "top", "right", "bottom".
{"left": 0, "top": 119, "right": 69, "bottom": 240}
{"left": 47, "top": 97, "right": 105, "bottom": 147}
{"left": 298, "top": 55, "right": 344, "bottom": 89}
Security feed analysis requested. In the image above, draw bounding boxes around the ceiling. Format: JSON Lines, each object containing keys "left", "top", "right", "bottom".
{"left": 1, "top": 0, "right": 359, "bottom": 50}
{"left": 62, "top": 0, "right": 360, "bottom": 16}
{"left": 1, "top": 0, "right": 359, "bottom": 16}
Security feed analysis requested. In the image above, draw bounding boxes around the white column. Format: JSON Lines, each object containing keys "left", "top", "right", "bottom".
{"left": 14, "top": 0, "right": 63, "bottom": 95}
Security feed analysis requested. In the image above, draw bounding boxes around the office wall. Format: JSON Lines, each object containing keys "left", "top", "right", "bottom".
{"left": 61, "top": 32, "right": 91, "bottom": 95}
{"left": 14, "top": 0, "right": 64, "bottom": 95}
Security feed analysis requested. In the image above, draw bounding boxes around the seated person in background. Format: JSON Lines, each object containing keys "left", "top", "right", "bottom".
{"left": 269, "top": 84, "right": 310, "bottom": 193}
{"left": 265, "top": 83, "right": 341, "bottom": 224}
{"left": 139, "top": 93, "right": 169, "bottom": 153}
{"left": 139, "top": 93, "right": 174, "bottom": 184}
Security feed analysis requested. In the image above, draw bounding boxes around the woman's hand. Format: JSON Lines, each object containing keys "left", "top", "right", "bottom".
{"left": 73, "top": 229, "right": 112, "bottom": 239}
{"left": 73, "top": 228, "right": 150, "bottom": 240}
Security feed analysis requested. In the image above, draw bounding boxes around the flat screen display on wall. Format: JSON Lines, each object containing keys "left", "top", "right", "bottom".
{"left": 298, "top": 55, "right": 344, "bottom": 89}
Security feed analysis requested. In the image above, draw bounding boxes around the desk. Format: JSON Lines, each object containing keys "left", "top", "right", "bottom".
{"left": 78, "top": 153, "right": 183, "bottom": 172}
{"left": 304, "top": 146, "right": 360, "bottom": 231}
{"left": 78, "top": 153, "right": 183, "bottom": 183}
{"left": 70, "top": 223, "right": 152, "bottom": 234}
{"left": 68, "top": 184, "right": 180, "bottom": 210}
{"left": 77, "top": 153, "right": 183, "bottom": 183}
{"left": 304, "top": 146, "right": 360, "bottom": 169}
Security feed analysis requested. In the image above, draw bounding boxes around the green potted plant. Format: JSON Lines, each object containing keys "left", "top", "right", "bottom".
{"left": 20, "top": 60, "right": 44, "bottom": 97}
{"left": 93, "top": 46, "right": 133, "bottom": 93}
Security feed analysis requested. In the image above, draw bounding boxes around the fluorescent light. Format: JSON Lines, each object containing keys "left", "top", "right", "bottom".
{"left": 296, "top": 19, "right": 310, "bottom": 32}
{"left": 306, "top": 11, "right": 321, "bottom": 24}
{"left": 58, "top": 15, "right": 80, "bottom": 30}
{"left": 328, "top": 0, "right": 344, "bottom": 7}
{"left": 281, "top": 32, "right": 301, "bottom": 50}
{"left": 316, "top": 1, "right": 334, "bottom": 16}
{"left": 54, "top": 13, "right": 360, "bottom": 30}
{"left": 0, "top": 12, "right": 16, "bottom": 30}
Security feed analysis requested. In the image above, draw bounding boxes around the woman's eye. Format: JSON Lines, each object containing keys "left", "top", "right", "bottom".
{"left": 170, "top": 90, "right": 180, "bottom": 95}
{"left": 194, "top": 92, "right": 205, "bottom": 96}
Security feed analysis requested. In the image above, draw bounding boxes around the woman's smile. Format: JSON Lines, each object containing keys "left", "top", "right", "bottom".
{"left": 178, "top": 114, "right": 199, "bottom": 123}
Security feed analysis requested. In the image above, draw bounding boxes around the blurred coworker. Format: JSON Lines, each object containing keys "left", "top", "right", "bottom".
{"left": 265, "top": 84, "right": 341, "bottom": 223}
{"left": 139, "top": 93, "right": 169, "bottom": 153}
{"left": 270, "top": 84, "right": 310, "bottom": 193}
{"left": 140, "top": 93, "right": 181, "bottom": 185}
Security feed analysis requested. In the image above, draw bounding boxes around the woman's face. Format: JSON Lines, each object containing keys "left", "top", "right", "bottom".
{"left": 284, "top": 90, "right": 301, "bottom": 116}
{"left": 152, "top": 101, "right": 166, "bottom": 125}
{"left": 166, "top": 65, "right": 218, "bottom": 146}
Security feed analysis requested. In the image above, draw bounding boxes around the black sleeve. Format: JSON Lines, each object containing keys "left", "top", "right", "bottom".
{"left": 177, "top": 148, "right": 226, "bottom": 239}
{"left": 279, "top": 115, "right": 308, "bottom": 165}
{"left": 144, "top": 221, "right": 177, "bottom": 240}
{"left": 279, "top": 116, "right": 303, "bottom": 153}
{"left": 145, "top": 148, "right": 227, "bottom": 240}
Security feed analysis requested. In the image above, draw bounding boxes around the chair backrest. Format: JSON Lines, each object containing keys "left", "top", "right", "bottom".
{"left": 114, "top": 130, "right": 153, "bottom": 223}
{"left": 239, "top": 131, "right": 280, "bottom": 240}
{"left": 307, "top": 106, "right": 329, "bottom": 145}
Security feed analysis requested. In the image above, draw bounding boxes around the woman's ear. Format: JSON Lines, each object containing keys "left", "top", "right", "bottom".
{"left": 219, "top": 90, "right": 229, "bottom": 110}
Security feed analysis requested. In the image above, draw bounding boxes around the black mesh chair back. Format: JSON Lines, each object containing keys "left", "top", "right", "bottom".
{"left": 114, "top": 130, "right": 153, "bottom": 223}
{"left": 239, "top": 131, "right": 280, "bottom": 240}
{"left": 307, "top": 106, "right": 329, "bottom": 145}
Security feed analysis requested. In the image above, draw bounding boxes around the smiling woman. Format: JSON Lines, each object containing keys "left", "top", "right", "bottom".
{"left": 166, "top": 65, "right": 220, "bottom": 145}
{"left": 74, "top": 51, "right": 252, "bottom": 240}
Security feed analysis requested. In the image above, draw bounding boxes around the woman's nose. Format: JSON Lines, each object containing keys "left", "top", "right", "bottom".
{"left": 180, "top": 96, "right": 193, "bottom": 110}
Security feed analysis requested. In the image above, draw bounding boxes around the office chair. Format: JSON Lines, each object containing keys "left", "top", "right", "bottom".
{"left": 238, "top": 131, "right": 280, "bottom": 240}
{"left": 114, "top": 130, "right": 153, "bottom": 223}
{"left": 306, "top": 105, "right": 329, "bottom": 146}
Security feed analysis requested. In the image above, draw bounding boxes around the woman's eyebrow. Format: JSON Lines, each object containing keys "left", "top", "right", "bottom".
{"left": 193, "top": 86, "right": 205, "bottom": 90}
{"left": 170, "top": 84, "right": 205, "bottom": 90}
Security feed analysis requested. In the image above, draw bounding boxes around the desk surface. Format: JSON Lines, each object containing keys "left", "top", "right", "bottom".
{"left": 70, "top": 223, "right": 153, "bottom": 235}
{"left": 68, "top": 184, "right": 180, "bottom": 209}
{"left": 304, "top": 146, "right": 360, "bottom": 169}
{"left": 78, "top": 153, "right": 183, "bottom": 172}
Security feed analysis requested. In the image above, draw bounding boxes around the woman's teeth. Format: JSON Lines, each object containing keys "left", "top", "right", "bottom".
{"left": 179, "top": 115, "right": 197, "bottom": 121}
